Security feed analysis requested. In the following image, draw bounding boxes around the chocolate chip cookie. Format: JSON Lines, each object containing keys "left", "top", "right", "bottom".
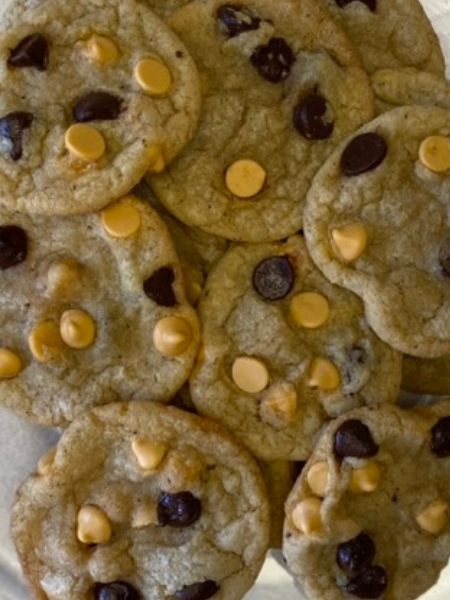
{"left": 11, "top": 401, "right": 270, "bottom": 600}
{"left": 283, "top": 402, "right": 450, "bottom": 600}
{"left": 321, "top": 0, "right": 444, "bottom": 75}
{"left": 402, "top": 354, "right": 450, "bottom": 396}
{"left": 0, "top": 196, "right": 199, "bottom": 426}
{"left": 304, "top": 106, "right": 450, "bottom": 358}
{"left": 190, "top": 236, "right": 402, "bottom": 461}
{"left": 0, "top": 0, "right": 201, "bottom": 215}
{"left": 148, "top": 0, "right": 374, "bottom": 242}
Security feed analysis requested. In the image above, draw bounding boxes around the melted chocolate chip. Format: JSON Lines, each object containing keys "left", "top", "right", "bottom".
{"left": 0, "top": 111, "right": 33, "bottom": 161}
{"left": 439, "top": 238, "right": 450, "bottom": 278}
{"left": 340, "top": 133, "right": 387, "bottom": 177}
{"left": 158, "top": 492, "right": 202, "bottom": 527}
{"left": 143, "top": 267, "right": 176, "bottom": 307}
{"left": 217, "top": 5, "right": 261, "bottom": 37}
{"left": 337, "top": 533, "right": 376, "bottom": 577}
{"left": 93, "top": 581, "right": 141, "bottom": 600}
{"left": 335, "top": 0, "right": 376, "bottom": 12}
{"left": 293, "top": 94, "right": 334, "bottom": 140}
{"left": 345, "top": 566, "right": 388, "bottom": 599}
{"left": 0, "top": 225, "right": 28, "bottom": 269}
{"left": 8, "top": 34, "right": 48, "bottom": 71}
{"left": 334, "top": 419, "right": 378, "bottom": 459}
{"left": 250, "top": 38, "right": 295, "bottom": 83}
{"left": 73, "top": 92, "right": 122, "bottom": 122}
{"left": 431, "top": 417, "right": 450, "bottom": 457}
{"left": 252, "top": 256, "right": 294, "bottom": 300}
{"left": 174, "top": 581, "right": 219, "bottom": 600}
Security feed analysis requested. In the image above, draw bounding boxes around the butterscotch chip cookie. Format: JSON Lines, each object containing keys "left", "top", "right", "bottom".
{"left": 148, "top": 0, "right": 374, "bottom": 242}
{"left": 0, "top": 196, "right": 199, "bottom": 426}
{"left": 190, "top": 237, "right": 401, "bottom": 461}
{"left": 0, "top": 0, "right": 201, "bottom": 215}
{"left": 12, "top": 401, "right": 270, "bottom": 600}
{"left": 304, "top": 106, "right": 450, "bottom": 358}
{"left": 321, "top": 0, "right": 444, "bottom": 75}
{"left": 402, "top": 354, "right": 450, "bottom": 396}
{"left": 283, "top": 402, "right": 450, "bottom": 600}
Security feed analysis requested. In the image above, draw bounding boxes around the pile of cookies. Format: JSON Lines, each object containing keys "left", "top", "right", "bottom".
{"left": 0, "top": 0, "right": 449, "bottom": 598}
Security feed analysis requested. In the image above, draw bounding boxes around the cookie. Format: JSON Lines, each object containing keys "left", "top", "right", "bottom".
{"left": 11, "top": 401, "right": 270, "bottom": 600}
{"left": 321, "top": 0, "right": 444, "bottom": 75}
{"left": 304, "top": 106, "right": 450, "bottom": 358}
{"left": 0, "top": 195, "right": 199, "bottom": 426}
{"left": 190, "top": 236, "right": 402, "bottom": 461}
{"left": 148, "top": 0, "right": 374, "bottom": 242}
{"left": 402, "top": 354, "right": 450, "bottom": 396}
{"left": 283, "top": 402, "right": 450, "bottom": 600}
{"left": 0, "top": 0, "right": 201, "bottom": 215}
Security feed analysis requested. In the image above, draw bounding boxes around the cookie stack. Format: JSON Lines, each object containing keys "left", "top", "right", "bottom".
{"left": 0, "top": 0, "right": 449, "bottom": 599}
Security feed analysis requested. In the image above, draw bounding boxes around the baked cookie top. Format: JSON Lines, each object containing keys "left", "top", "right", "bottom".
{"left": 0, "top": 196, "right": 199, "bottom": 426}
{"left": 304, "top": 106, "right": 450, "bottom": 358}
{"left": 190, "top": 237, "right": 402, "bottom": 461}
{"left": 283, "top": 402, "right": 450, "bottom": 600}
{"left": 402, "top": 354, "right": 450, "bottom": 396}
{"left": 0, "top": 0, "right": 201, "bottom": 215}
{"left": 322, "top": 0, "right": 444, "bottom": 75}
{"left": 11, "top": 401, "right": 270, "bottom": 600}
{"left": 149, "top": 0, "right": 374, "bottom": 242}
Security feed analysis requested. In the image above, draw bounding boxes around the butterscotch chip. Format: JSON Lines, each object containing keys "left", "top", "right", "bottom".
{"left": 290, "top": 292, "right": 330, "bottom": 329}
{"left": 47, "top": 259, "right": 82, "bottom": 298}
{"left": 307, "top": 462, "right": 329, "bottom": 497}
{"left": 65, "top": 124, "right": 106, "bottom": 162}
{"left": 416, "top": 499, "right": 449, "bottom": 534}
{"left": 101, "top": 200, "right": 142, "bottom": 239}
{"left": 0, "top": 348, "right": 22, "bottom": 379}
{"left": 419, "top": 136, "right": 450, "bottom": 173}
{"left": 134, "top": 58, "right": 172, "bottom": 96}
{"left": 147, "top": 145, "right": 166, "bottom": 173}
{"left": 77, "top": 505, "right": 112, "bottom": 545}
{"left": 307, "top": 357, "right": 340, "bottom": 391}
{"left": 225, "top": 159, "right": 266, "bottom": 199}
{"left": 131, "top": 438, "right": 167, "bottom": 470}
{"left": 350, "top": 461, "right": 381, "bottom": 494}
{"left": 85, "top": 34, "right": 120, "bottom": 65}
{"left": 232, "top": 356, "right": 269, "bottom": 394}
{"left": 153, "top": 316, "right": 193, "bottom": 357}
{"left": 60, "top": 309, "right": 96, "bottom": 349}
{"left": 260, "top": 382, "right": 297, "bottom": 423}
{"left": 28, "top": 321, "right": 64, "bottom": 363}
{"left": 132, "top": 502, "right": 158, "bottom": 528}
{"left": 291, "top": 497, "right": 322, "bottom": 536}
{"left": 331, "top": 224, "right": 368, "bottom": 263}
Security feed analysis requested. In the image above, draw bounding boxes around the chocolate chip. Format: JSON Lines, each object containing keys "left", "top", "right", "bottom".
{"left": 0, "top": 225, "right": 28, "bottom": 269}
{"left": 341, "top": 133, "right": 387, "bottom": 177}
{"left": 337, "top": 533, "right": 376, "bottom": 577}
{"left": 335, "top": 0, "right": 376, "bottom": 12}
{"left": 250, "top": 38, "right": 295, "bottom": 83}
{"left": 0, "top": 111, "right": 33, "bottom": 161}
{"left": 334, "top": 420, "right": 378, "bottom": 459}
{"left": 252, "top": 256, "right": 294, "bottom": 300}
{"left": 431, "top": 417, "right": 450, "bottom": 457}
{"left": 73, "top": 92, "right": 122, "bottom": 122}
{"left": 217, "top": 5, "right": 261, "bottom": 37}
{"left": 174, "top": 581, "right": 219, "bottom": 600}
{"left": 345, "top": 566, "right": 388, "bottom": 599}
{"left": 439, "top": 238, "right": 450, "bottom": 278}
{"left": 143, "top": 267, "right": 176, "bottom": 307}
{"left": 293, "top": 94, "right": 334, "bottom": 140}
{"left": 8, "top": 34, "right": 48, "bottom": 71}
{"left": 158, "top": 492, "right": 202, "bottom": 527}
{"left": 93, "top": 581, "right": 141, "bottom": 600}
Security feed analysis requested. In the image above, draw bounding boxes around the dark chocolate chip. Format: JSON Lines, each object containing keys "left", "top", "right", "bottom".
{"left": 345, "top": 566, "right": 388, "bottom": 599}
{"left": 0, "top": 111, "right": 33, "bottom": 161}
{"left": 439, "top": 238, "right": 450, "bottom": 278}
{"left": 158, "top": 491, "right": 202, "bottom": 527}
{"left": 293, "top": 94, "right": 334, "bottom": 140}
{"left": 8, "top": 34, "right": 49, "bottom": 71}
{"left": 0, "top": 225, "right": 28, "bottom": 269}
{"left": 250, "top": 37, "right": 295, "bottom": 83}
{"left": 143, "top": 267, "right": 176, "bottom": 307}
{"left": 335, "top": 0, "right": 376, "bottom": 12}
{"left": 93, "top": 581, "right": 141, "bottom": 600}
{"left": 217, "top": 5, "right": 261, "bottom": 37}
{"left": 341, "top": 133, "right": 387, "bottom": 177}
{"left": 337, "top": 533, "right": 376, "bottom": 577}
{"left": 431, "top": 417, "right": 450, "bottom": 457}
{"left": 252, "top": 256, "right": 294, "bottom": 300}
{"left": 73, "top": 92, "right": 122, "bottom": 122}
{"left": 334, "top": 419, "right": 378, "bottom": 458}
{"left": 174, "top": 581, "right": 219, "bottom": 600}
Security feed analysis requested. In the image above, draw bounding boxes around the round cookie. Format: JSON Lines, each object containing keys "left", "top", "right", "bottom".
{"left": 148, "top": 0, "right": 375, "bottom": 242}
{"left": 402, "top": 354, "right": 450, "bottom": 396}
{"left": 304, "top": 106, "right": 450, "bottom": 358}
{"left": 321, "top": 0, "right": 444, "bottom": 75}
{"left": 190, "top": 236, "right": 402, "bottom": 461}
{"left": 0, "top": 0, "right": 201, "bottom": 215}
{"left": 0, "top": 196, "right": 199, "bottom": 426}
{"left": 11, "top": 401, "right": 270, "bottom": 600}
{"left": 283, "top": 402, "right": 450, "bottom": 600}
